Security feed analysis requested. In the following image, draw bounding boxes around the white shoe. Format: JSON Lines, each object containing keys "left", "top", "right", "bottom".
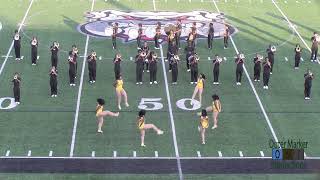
{"left": 212, "top": 125, "right": 217, "bottom": 130}
{"left": 141, "top": 143, "right": 146, "bottom": 147}
{"left": 147, "top": 70, "right": 150, "bottom": 73}
{"left": 216, "top": 82, "right": 220, "bottom": 85}
{"left": 169, "top": 70, "right": 172, "bottom": 72}
{"left": 198, "top": 126, "right": 200, "bottom": 132}
{"left": 70, "top": 84, "right": 73, "bottom": 86}
{"left": 93, "top": 80, "right": 95, "bottom": 83}
{"left": 294, "top": 67, "right": 299, "bottom": 70}
{"left": 190, "top": 82, "right": 194, "bottom": 85}
{"left": 125, "top": 103, "right": 129, "bottom": 107}
{"left": 254, "top": 79, "right": 257, "bottom": 82}
{"left": 154, "top": 47, "right": 159, "bottom": 49}
{"left": 136, "top": 82, "right": 139, "bottom": 85}
{"left": 89, "top": 81, "right": 93, "bottom": 83}
{"left": 270, "top": 72, "right": 272, "bottom": 75}
{"left": 238, "top": 82, "right": 241, "bottom": 85}
{"left": 51, "top": 95, "right": 55, "bottom": 97}
{"left": 311, "top": 60, "right": 314, "bottom": 62}
{"left": 118, "top": 105, "right": 121, "bottom": 110}
{"left": 187, "top": 69, "right": 191, "bottom": 72}
{"left": 265, "top": 86, "right": 269, "bottom": 89}
{"left": 16, "top": 102, "right": 20, "bottom": 105}
{"left": 150, "top": 82, "right": 153, "bottom": 85}
{"left": 258, "top": 80, "right": 260, "bottom": 82}
{"left": 97, "top": 130, "right": 103, "bottom": 133}
{"left": 73, "top": 84, "right": 76, "bottom": 86}
{"left": 154, "top": 81, "right": 158, "bottom": 84}
{"left": 139, "top": 82, "right": 143, "bottom": 85}
{"left": 32, "top": 63, "right": 36, "bottom": 66}
{"left": 202, "top": 141, "right": 206, "bottom": 145}
{"left": 165, "top": 59, "right": 168, "bottom": 62}
{"left": 157, "top": 130, "right": 164, "bottom": 135}
{"left": 54, "top": 95, "right": 57, "bottom": 97}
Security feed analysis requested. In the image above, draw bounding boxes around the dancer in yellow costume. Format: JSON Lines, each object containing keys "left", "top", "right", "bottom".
{"left": 191, "top": 73, "right": 205, "bottom": 106}
{"left": 198, "top": 109, "right": 209, "bottom": 144}
{"left": 137, "top": 110, "right": 164, "bottom": 147}
{"left": 114, "top": 75, "right": 129, "bottom": 110}
{"left": 96, "top": 98, "right": 119, "bottom": 133}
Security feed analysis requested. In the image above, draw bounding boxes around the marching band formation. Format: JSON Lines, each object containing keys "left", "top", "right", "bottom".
{"left": 9, "top": 20, "right": 319, "bottom": 145}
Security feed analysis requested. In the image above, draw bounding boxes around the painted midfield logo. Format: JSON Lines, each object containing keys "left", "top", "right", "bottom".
{"left": 78, "top": 10, "right": 237, "bottom": 43}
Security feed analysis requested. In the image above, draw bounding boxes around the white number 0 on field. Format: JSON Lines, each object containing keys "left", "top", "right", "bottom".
{"left": 138, "top": 98, "right": 200, "bottom": 111}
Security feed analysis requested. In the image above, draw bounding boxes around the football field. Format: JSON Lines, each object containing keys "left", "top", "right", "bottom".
{"left": 0, "top": 0, "right": 319, "bottom": 179}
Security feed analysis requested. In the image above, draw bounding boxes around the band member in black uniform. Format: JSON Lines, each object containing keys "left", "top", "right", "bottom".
{"left": 267, "top": 45, "right": 276, "bottom": 74}
{"left": 136, "top": 50, "right": 145, "bottom": 84}
{"left": 68, "top": 47, "right": 77, "bottom": 86}
{"left": 13, "top": 30, "right": 21, "bottom": 60}
{"left": 263, "top": 57, "right": 271, "bottom": 90}
{"left": 235, "top": 53, "right": 244, "bottom": 85}
{"left": 208, "top": 23, "right": 214, "bottom": 49}
{"left": 187, "top": 23, "right": 196, "bottom": 48}
{"left": 213, "top": 54, "right": 222, "bottom": 84}
{"left": 304, "top": 69, "right": 314, "bottom": 100}
{"left": 113, "top": 53, "right": 122, "bottom": 79}
{"left": 137, "top": 23, "right": 143, "bottom": 49}
{"left": 185, "top": 43, "right": 194, "bottom": 72}
{"left": 223, "top": 24, "right": 229, "bottom": 49}
{"left": 190, "top": 52, "right": 199, "bottom": 84}
{"left": 112, "top": 22, "right": 118, "bottom": 49}
{"left": 154, "top": 22, "right": 161, "bottom": 49}
{"left": 30, "top": 37, "right": 38, "bottom": 65}
{"left": 12, "top": 72, "right": 21, "bottom": 104}
{"left": 167, "top": 41, "right": 177, "bottom": 72}
{"left": 148, "top": 51, "right": 158, "bottom": 85}
{"left": 87, "top": 50, "right": 97, "bottom": 84}
{"left": 69, "top": 45, "right": 78, "bottom": 77}
{"left": 310, "top": 32, "right": 319, "bottom": 62}
{"left": 171, "top": 55, "right": 179, "bottom": 84}
{"left": 175, "top": 19, "right": 182, "bottom": 49}
{"left": 141, "top": 42, "right": 150, "bottom": 72}
{"left": 49, "top": 66, "right": 58, "bottom": 97}
{"left": 253, "top": 54, "right": 262, "bottom": 82}
{"left": 50, "top": 41, "right": 59, "bottom": 69}
{"left": 294, "top": 44, "right": 301, "bottom": 69}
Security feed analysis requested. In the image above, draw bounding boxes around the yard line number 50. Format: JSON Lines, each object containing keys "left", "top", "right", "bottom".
{"left": 138, "top": 98, "right": 201, "bottom": 111}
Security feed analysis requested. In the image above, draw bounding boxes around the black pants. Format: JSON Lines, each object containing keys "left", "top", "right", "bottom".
{"left": 263, "top": 72, "right": 270, "bottom": 86}
{"left": 13, "top": 87, "right": 20, "bottom": 102}
{"left": 149, "top": 65, "right": 157, "bottom": 82}
{"left": 51, "top": 56, "right": 58, "bottom": 68}
{"left": 304, "top": 85, "right": 311, "bottom": 98}
{"left": 154, "top": 35, "right": 160, "bottom": 48}
{"left": 208, "top": 34, "right": 213, "bottom": 49}
{"left": 137, "top": 36, "right": 141, "bottom": 48}
{"left": 50, "top": 78, "right": 57, "bottom": 95}
{"left": 236, "top": 69, "right": 243, "bottom": 83}
{"left": 88, "top": 64, "right": 96, "bottom": 81}
{"left": 31, "top": 49, "right": 37, "bottom": 64}
{"left": 188, "top": 40, "right": 195, "bottom": 49}
{"left": 69, "top": 64, "right": 76, "bottom": 84}
{"left": 311, "top": 48, "right": 318, "bottom": 60}
{"left": 295, "top": 55, "right": 300, "bottom": 67}
{"left": 136, "top": 66, "right": 143, "bottom": 82}
{"left": 172, "top": 65, "right": 178, "bottom": 83}
{"left": 213, "top": 69, "right": 219, "bottom": 82}
{"left": 190, "top": 66, "right": 198, "bottom": 83}
{"left": 112, "top": 36, "right": 116, "bottom": 49}
{"left": 224, "top": 36, "right": 229, "bottom": 48}
{"left": 14, "top": 45, "right": 21, "bottom": 58}
{"left": 144, "top": 61, "right": 149, "bottom": 71}
{"left": 176, "top": 36, "right": 180, "bottom": 49}
{"left": 270, "top": 59, "right": 274, "bottom": 73}
{"left": 186, "top": 54, "right": 191, "bottom": 70}
{"left": 254, "top": 67, "right": 261, "bottom": 80}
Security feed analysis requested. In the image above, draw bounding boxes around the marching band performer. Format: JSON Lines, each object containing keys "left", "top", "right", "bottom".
{"left": 223, "top": 24, "right": 229, "bottom": 49}
{"left": 190, "top": 52, "right": 199, "bottom": 84}
{"left": 310, "top": 32, "right": 319, "bottom": 62}
{"left": 114, "top": 75, "right": 129, "bottom": 110}
{"left": 304, "top": 69, "right": 314, "bottom": 100}
{"left": 235, "top": 53, "right": 244, "bottom": 85}
{"left": 185, "top": 43, "right": 195, "bottom": 72}
{"left": 30, "top": 36, "right": 38, "bottom": 65}
{"left": 68, "top": 46, "right": 78, "bottom": 86}
{"left": 137, "top": 23, "right": 143, "bottom": 49}
{"left": 49, "top": 66, "right": 58, "bottom": 97}
{"left": 267, "top": 45, "right": 276, "bottom": 74}
{"left": 167, "top": 41, "right": 178, "bottom": 72}
{"left": 148, "top": 51, "right": 158, "bottom": 84}
{"left": 112, "top": 22, "right": 118, "bottom": 49}
{"left": 168, "top": 30, "right": 175, "bottom": 47}
{"left": 87, "top": 50, "right": 97, "bottom": 83}
{"left": 198, "top": 109, "right": 209, "bottom": 144}
{"left": 175, "top": 19, "right": 182, "bottom": 49}
{"left": 253, "top": 54, "right": 262, "bottom": 82}
{"left": 263, "top": 57, "right": 271, "bottom": 89}
{"left": 50, "top": 41, "right": 59, "bottom": 69}
{"left": 187, "top": 22, "right": 197, "bottom": 48}
{"left": 12, "top": 72, "right": 21, "bottom": 104}
{"left": 171, "top": 55, "right": 180, "bottom": 84}
{"left": 294, "top": 44, "right": 301, "bottom": 69}
{"left": 208, "top": 23, "right": 214, "bottom": 49}
{"left": 113, "top": 53, "right": 122, "bottom": 79}
{"left": 213, "top": 54, "right": 222, "bottom": 84}
{"left": 96, "top": 98, "right": 119, "bottom": 133}
{"left": 154, "top": 22, "right": 161, "bottom": 49}
{"left": 141, "top": 42, "right": 150, "bottom": 72}
{"left": 136, "top": 50, "right": 145, "bottom": 84}
{"left": 137, "top": 109, "right": 164, "bottom": 147}
{"left": 13, "top": 30, "right": 21, "bottom": 60}
{"left": 191, "top": 73, "right": 205, "bottom": 106}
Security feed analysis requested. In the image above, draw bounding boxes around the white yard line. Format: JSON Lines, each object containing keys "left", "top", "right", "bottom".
{"left": 69, "top": 0, "right": 95, "bottom": 157}
{"left": 153, "top": 0, "right": 183, "bottom": 179}
{"left": 0, "top": 0, "right": 35, "bottom": 76}
{"left": 270, "top": 0, "right": 320, "bottom": 64}
{"left": 212, "top": 0, "right": 281, "bottom": 145}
